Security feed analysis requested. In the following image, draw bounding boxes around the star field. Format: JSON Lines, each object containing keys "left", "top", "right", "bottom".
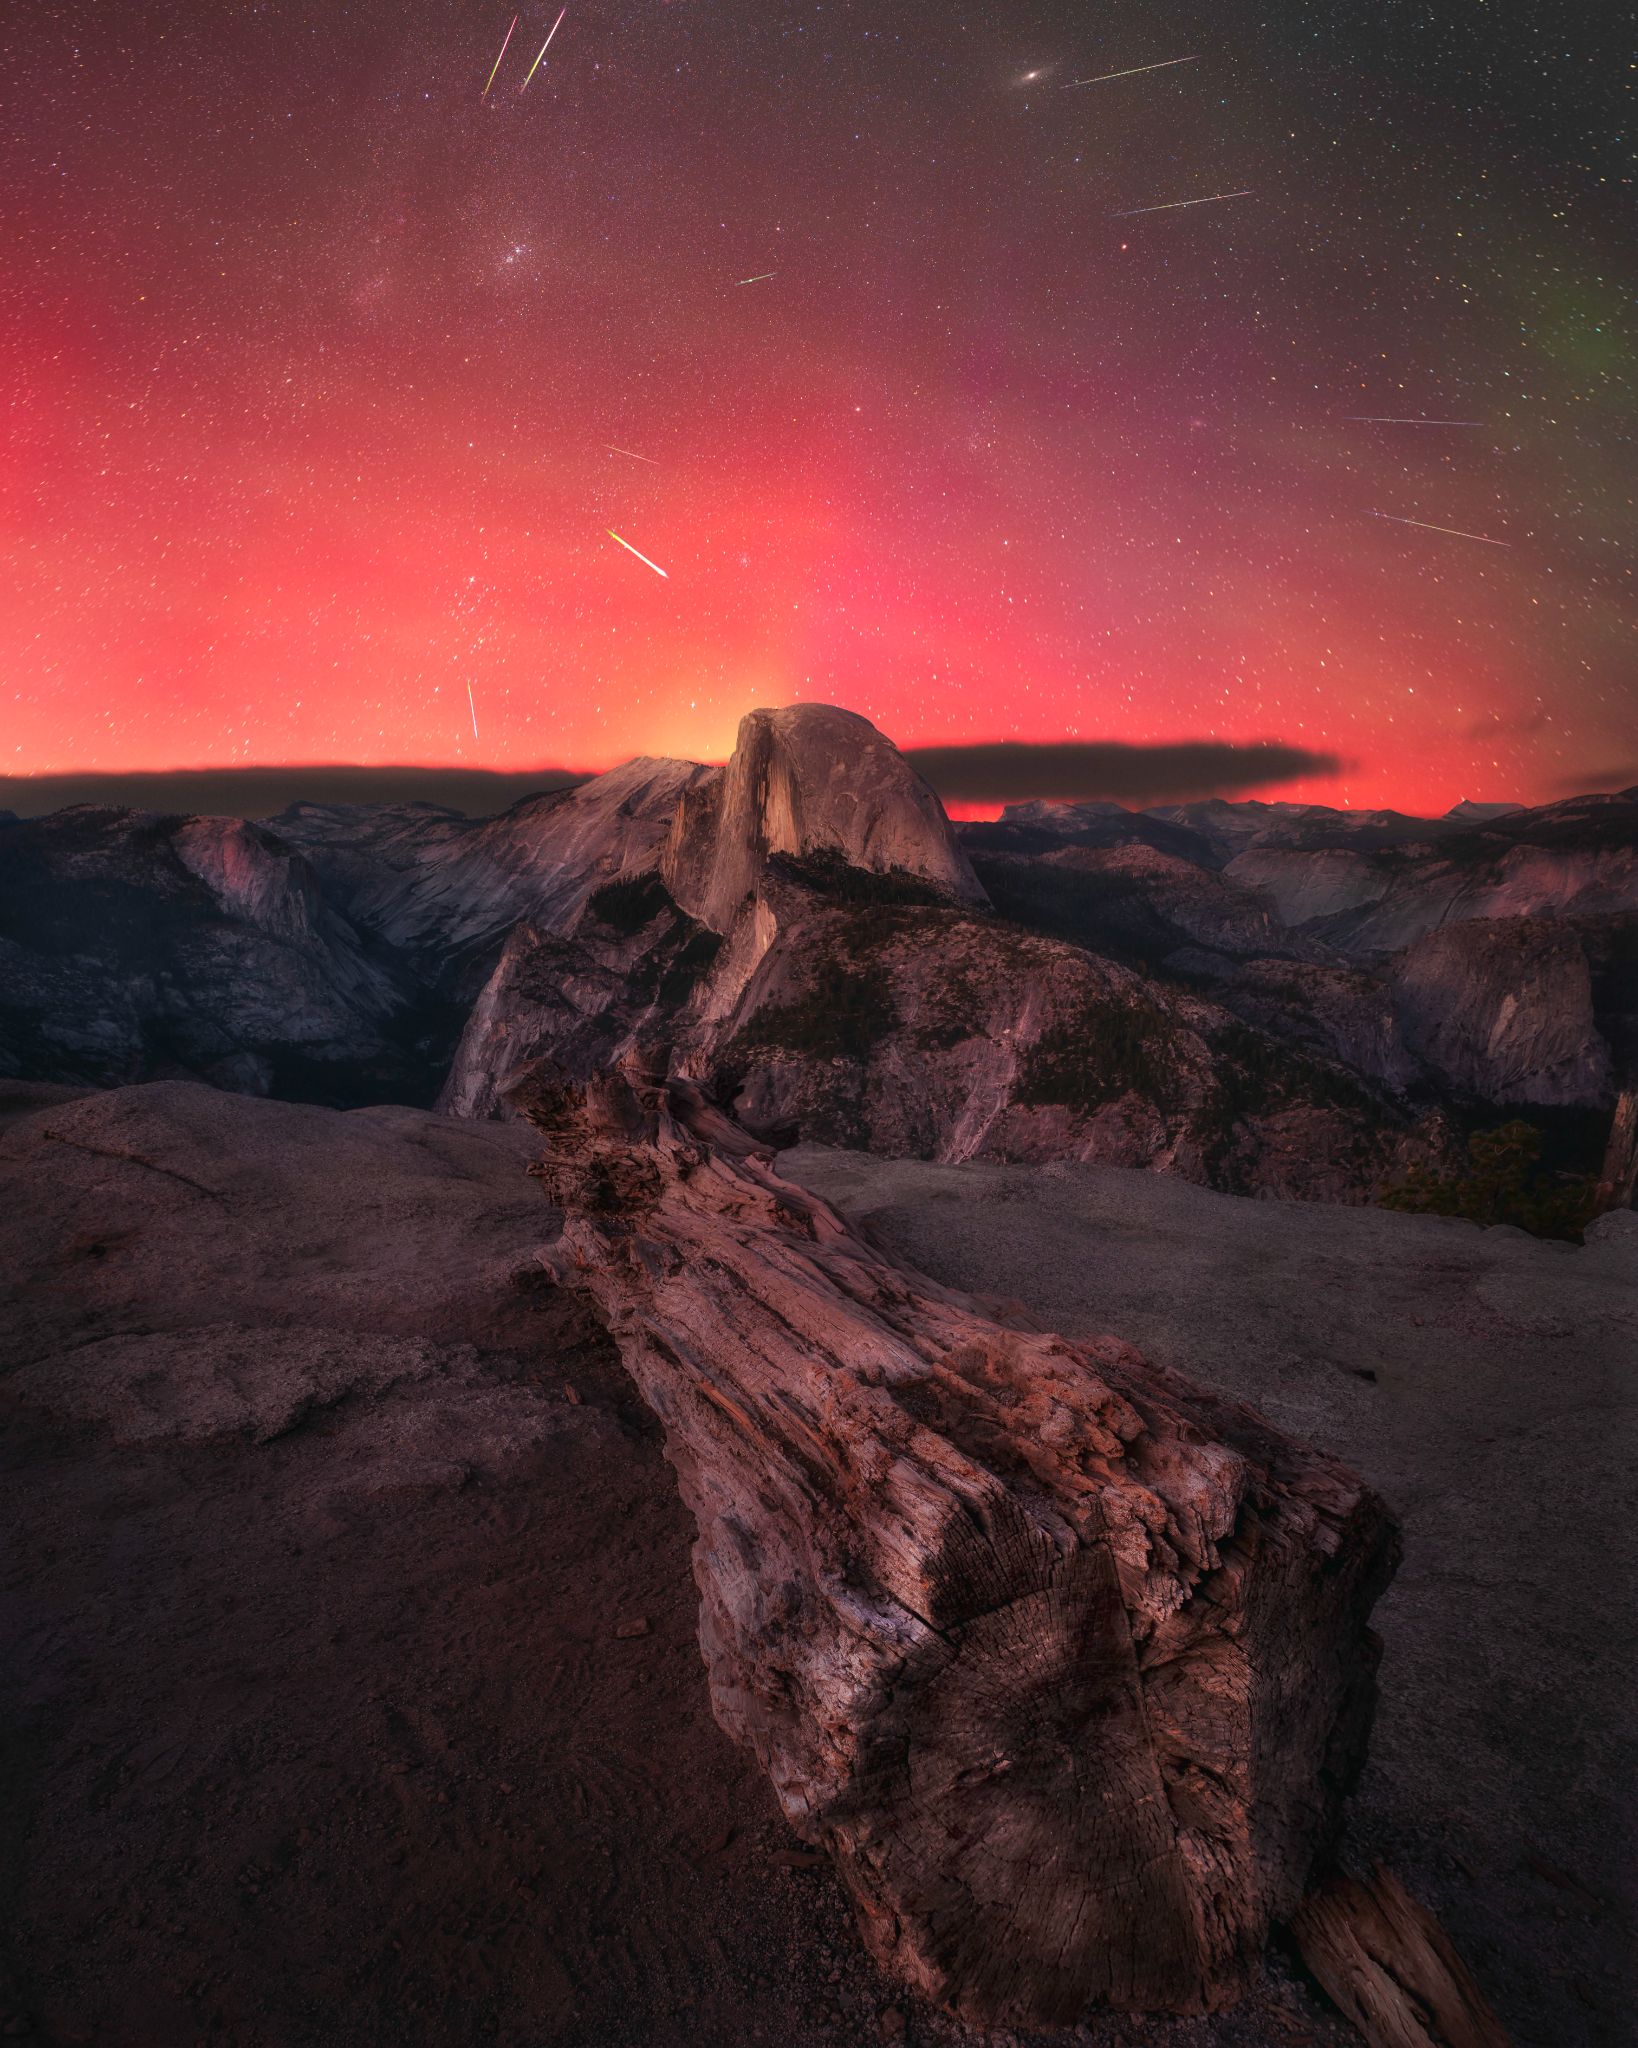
{"left": 3, "top": 0, "right": 1632, "bottom": 809}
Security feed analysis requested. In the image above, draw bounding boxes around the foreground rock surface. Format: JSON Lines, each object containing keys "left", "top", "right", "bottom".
{"left": 523, "top": 1068, "right": 1400, "bottom": 2025}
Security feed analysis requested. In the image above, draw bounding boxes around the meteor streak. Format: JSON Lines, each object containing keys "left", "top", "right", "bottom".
{"left": 520, "top": 8, "right": 565, "bottom": 91}
{"left": 606, "top": 444, "right": 660, "bottom": 465}
{"left": 466, "top": 682, "right": 480, "bottom": 739}
{"left": 606, "top": 529, "right": 669, "bottom": 578}
{"left": 1345, "top": 416, "right": 1483, "bottom": 427}
{"left": 482, "top": 14, "right": 518, "bottom": 96}
{"left": 1113, "top": 189, "right": 1253, "bottom": 217}
{"left": 1369, "top": 512, "right": 1512, "bottom": 546}
{"left": 736, "top": 272, "right": 775, "bottom": 285}
{"left": 1065, "top": 56, "right": 1200, "bottom": 87}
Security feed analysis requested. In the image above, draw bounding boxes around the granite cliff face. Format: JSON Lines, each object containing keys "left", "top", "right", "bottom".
{"left": 1224, "top": 829, "right": 1638, "bottom": 957}
{"left": 1393, "top": 918, "right": 1612, "bottom": 1106}
{"left": 661, "top": 703, "right": 987, "bottom": 931}
{"left": 0, "top": 761, "right": 713, "bottom": 1108}
{"left": 438, "top": 876, "right": 723, "bottom": 1120}
{"left": 439, "top": 704, "right": 987, "bottom": 1119}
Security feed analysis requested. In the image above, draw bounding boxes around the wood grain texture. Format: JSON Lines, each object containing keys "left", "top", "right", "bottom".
{"left": 1291, "top": 1865, "right": 1510, "bottom": 2048}
{"left": 1596, "top": 1085, "right": 1638, "bottom": 1213}
{"left": 519, "top": 1064, "right": 1401, "bottom": 2026}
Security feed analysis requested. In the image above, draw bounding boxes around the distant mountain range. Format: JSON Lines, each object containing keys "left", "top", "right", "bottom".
{"left": 3, "top": 708, "right": 1633, "bottom": 1201}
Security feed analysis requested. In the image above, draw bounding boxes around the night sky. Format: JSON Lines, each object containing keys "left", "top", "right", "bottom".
{"left": 4, "top": 1, "right": 1631, "bottom": 812}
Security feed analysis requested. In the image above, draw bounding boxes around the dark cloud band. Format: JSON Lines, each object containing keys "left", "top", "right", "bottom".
{"left": 902, "top": 739, "right": 1344, "bottom": 804}
{"left": 1551, "top": 765, "right": 1638, "bottom": 799}
{"left": 0, "top": 765, "right": 588, "bottom": 821}
{"left": 0, "top": 737, "right": 1348, "bottom": 823}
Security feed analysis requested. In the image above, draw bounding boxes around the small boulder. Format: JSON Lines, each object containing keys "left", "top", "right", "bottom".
{"left": 1585, "top": 1206, "right": 1638, "bottom": 1249}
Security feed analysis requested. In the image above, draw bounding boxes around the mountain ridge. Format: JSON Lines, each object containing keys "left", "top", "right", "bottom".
{"left": 3, "top": 709, "right": 1632, "bottom": 1203}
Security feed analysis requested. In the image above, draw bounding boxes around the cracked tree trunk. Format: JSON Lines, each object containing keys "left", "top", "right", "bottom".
{"left": 1292, "top": 1866, "right": 1510, "bottom": 2048}
{"left": 1595, "top": 1085, "right": 1638, "bottom": 1213}
{"left": 519, "top": 1065, "right": 1400, "bottom": 2027}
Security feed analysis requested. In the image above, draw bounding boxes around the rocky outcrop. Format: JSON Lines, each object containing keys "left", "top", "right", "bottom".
{"left": 275, "top": 699, "right": 987, "bottom": 973}
{"left": 1224, "top": 847, "right": 1395, "bottom": 935}
{"left": 522, "top": 1066, "right": 1400, "bottom": 2026}
{"left": 403, "top": 716, "right": 1436, "bottom": 1201}
{"left": 274, "top": 756, "right": 712, "bottom": 961}
{"left": 1394, "top": 918, "right": 1612, "bottom": 1107}
{"left": 0, "top": 807, "right": 422, "bottom": 1103}
{"left": 970, "top": 841, "right": 1294, "bottom": 965}
{"left": 0, "top": 761, "right": 720, "bottom": 1107}
{"left": 663, "top": 705, "right": 986, "bottom": 932}
{"left": 443, "top": 708, "right": 995, "bottom": 1127}
{"left": 432, "top": 725, "right": 1457, "bottom": 1201}
{"left": 438, "top": 876, "right": 722, "bottom": 1119}
{"left": 969, "top": 789, "right": 1637, "bottom": 1116}
{"left": 0, "top": 1077, "right": 576, "bottom": 1405}
{"left": 694, "top": 879, "right": 1443, "bottom": 1201}
{"left": 305, "top": 706, "right": 985, "bottom": 1115}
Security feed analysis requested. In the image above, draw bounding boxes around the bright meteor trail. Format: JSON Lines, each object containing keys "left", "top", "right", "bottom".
{"left": 520, "top": 8, "right": 565, "bottom": 92}
{"left": 1114, "top": 189, "right": 1253, "bottom": 217}
{"left": 482, "top": 14, "right": 518, "bottom": 96}
{"left": 466, "top": 681, "right": 480, "bottom": 739}
{"left": 606, "top": 445, "right": 660, "bottom": 465}
{"left": 606, "top": 529, "right": 669, "bottom": 578}
{"left": 1345, "top": 416, "right": 1483, "bottom": 427}
{"left": 1066, "top": 56, "right": 1200, "bottom": 88}
{"left": 736, "top": 273, "right": 776, "bottom": 285}
{"left": 1369, "top": 512, "right": 1512, "bottom": 546}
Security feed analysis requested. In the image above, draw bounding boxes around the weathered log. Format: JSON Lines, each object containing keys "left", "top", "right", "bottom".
{"left": 520, "top": 1065, "right": 1400, "bottom": 2026}
{"left": 1595, "top": 1084, "right": 1638, "bottom": 1214}
{"left": 1291, "top": 1865, "right": 1510, "bottom": 2048}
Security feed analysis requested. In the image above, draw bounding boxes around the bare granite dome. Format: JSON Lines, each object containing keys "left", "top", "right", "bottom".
{"left": 664, "top": 703, "right": 987, "bottom": 932}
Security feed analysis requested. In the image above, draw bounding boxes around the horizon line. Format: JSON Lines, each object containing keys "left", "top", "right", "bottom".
{"left": 1, "top": 760, "right": 1613, "bottom": 828}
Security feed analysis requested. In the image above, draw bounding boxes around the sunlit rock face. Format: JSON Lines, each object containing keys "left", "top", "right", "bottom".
{"left": 663, "top": 704, "right": 987, "bottom": 933}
